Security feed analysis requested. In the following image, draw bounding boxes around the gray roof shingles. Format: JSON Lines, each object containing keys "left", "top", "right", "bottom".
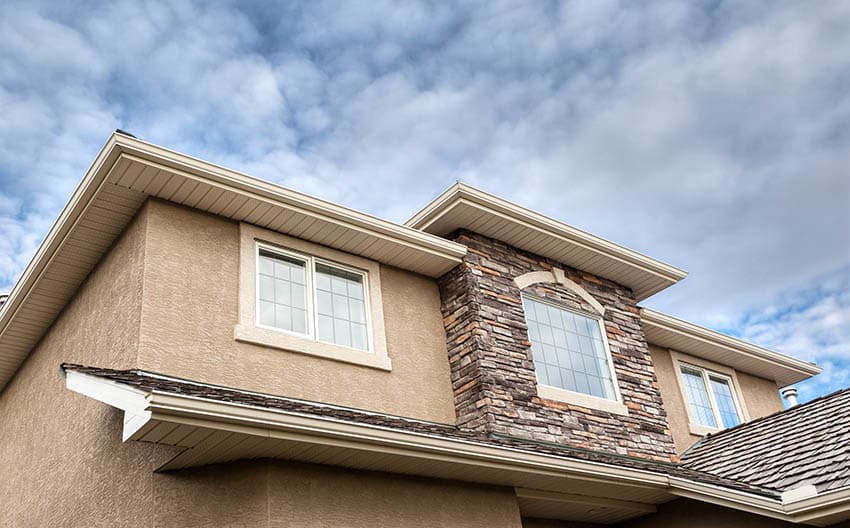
{"left": 62, "top": 363, "right": 779, "bottom": 498}
{"left": 681, "top": 387, "right": 850, "bottom": 493}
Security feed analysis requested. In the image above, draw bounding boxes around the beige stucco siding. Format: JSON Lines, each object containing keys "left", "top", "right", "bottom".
{"left": 736, "top": 369, "right": 784, "bottom": 419}
{"left": 266, "top": 461, "right": 523, "bottom": 528}
{"left": 0, "top": 201, "right": 520, "bottom": 526}
{"left": 649, "top": 345, "right": 784, "bottom": 452}
{"left": 151, "top": 460, "right": 524, "bottom": 527}
{"left": 136, "top": 199, "right": 457, "bottom": 424}
{"left": 0, "top": 207, "right": 181, "bottom": 526}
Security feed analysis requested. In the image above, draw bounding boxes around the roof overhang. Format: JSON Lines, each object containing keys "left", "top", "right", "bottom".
{"left": 405, "top": 183, "right": 688, "bottom": 301}
{"left": 640, "top": 308, "right": 821, "bottom": 387}
{"left": 0, "top": 132, "right": 466, "bottom": 392}
{"left": 64, "top": 367, "right": 848, "bottom": 526}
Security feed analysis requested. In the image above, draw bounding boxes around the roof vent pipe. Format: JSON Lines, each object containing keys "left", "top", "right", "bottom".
{"left": 781, "top": 387, "right": 799, "bottom": 407}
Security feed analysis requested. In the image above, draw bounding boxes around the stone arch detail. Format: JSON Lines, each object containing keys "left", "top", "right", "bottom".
{"left": 513, "top": 268, "right": 606, "bottom": 316}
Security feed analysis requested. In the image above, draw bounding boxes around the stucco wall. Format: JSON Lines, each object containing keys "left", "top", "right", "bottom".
{"left": 649, "top": 345, "right": 784, "bottom": 452}
{"left": 0, "top": 199, "right": 521, "bottom": 526}
{"left": 136, "top": 199, "right": 457, "bottom": 424}
{"left": 153, "top": 459, "right": 524, "bottom": 528}
{"left": 0, "top": 206, "right": 181, "bottom": 526}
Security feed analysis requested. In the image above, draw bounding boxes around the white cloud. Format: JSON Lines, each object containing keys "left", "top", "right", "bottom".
{"left": 0, "top": 0, "right": 848, "bottom": 397}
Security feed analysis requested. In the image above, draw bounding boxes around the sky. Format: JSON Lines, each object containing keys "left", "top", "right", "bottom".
{"left": 1, "top": 1, "right": 848, "bottom": 402}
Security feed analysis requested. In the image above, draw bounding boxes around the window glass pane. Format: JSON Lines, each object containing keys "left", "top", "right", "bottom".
{"left": 258, "top": 250, "right": 308, "bottom": 334}
{"left": 710, "top": 376, "right": 741, "bottom": 428}
{"left": 680, "top": 367, "right": 717, "bottom": 428}
{"left": 315, "top": 262, "right": 368, "bottom": 350}
{"left": 351, "top": 324, "right": 368, "bottom": 350}
{"left": 318, "top": 314, "right": 334, "bottom": 342}
{"left": 523, "top": 296, "right": 617, "bottom": 400}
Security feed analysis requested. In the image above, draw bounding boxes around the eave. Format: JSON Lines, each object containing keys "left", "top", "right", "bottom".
{"left": 0, "top": 132, "right": 467, "bottom": 392}
{"left": 64, "top": 366, "right": 848, "bottom": 525}
{"left": 405, "top": 183, "right": 688, "bottom": 301}
{"left": 640, "top": 308, "right": 821, "bottom": 387}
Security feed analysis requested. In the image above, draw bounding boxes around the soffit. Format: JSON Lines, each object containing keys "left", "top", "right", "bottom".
{"left": 0, "top": 132, "right": 466, "bottom": 392}
{"left": 405, "top": 183, "right": 688, "bottom": 301}
{"left": 640, "top": 308, "right": 821, "bottom": 386}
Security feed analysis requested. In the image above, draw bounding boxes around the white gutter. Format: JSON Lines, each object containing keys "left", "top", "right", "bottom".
{"left": 640, "top": 307, "right": 821, "bottom": 386}
{"left": 0, "top": 131, "right": 468, "bottom": 391}
{"left": 65, "top": 369, "right": 848, "bottom": 525}
{"left": 405, "top": 182, "right": 689, "bottom": 288}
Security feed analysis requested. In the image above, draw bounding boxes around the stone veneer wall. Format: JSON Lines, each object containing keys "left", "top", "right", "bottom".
{"left": 439, "top": 230, "right": 678, "bottom": 463}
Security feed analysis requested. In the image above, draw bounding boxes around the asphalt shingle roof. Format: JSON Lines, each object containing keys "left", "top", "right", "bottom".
{"left": 681, "top": 387, "right": 850, "bottom": 493}
{"left": 62, "top": 363, "right": 779, "bottom": 498}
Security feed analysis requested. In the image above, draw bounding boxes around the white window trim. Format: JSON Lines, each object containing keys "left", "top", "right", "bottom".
{"left": 236, "top": 223, "right": 391, "bottom": 371}
{"left": 670, "top": 351, "right": 749, "bottom": 436}
{"left": 521, "top": 293, "right": 628, "bottom": 417}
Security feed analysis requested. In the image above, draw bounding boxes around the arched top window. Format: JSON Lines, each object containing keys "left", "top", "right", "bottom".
{"left": 514, "top": 268, "right": 627, "bottom": 415}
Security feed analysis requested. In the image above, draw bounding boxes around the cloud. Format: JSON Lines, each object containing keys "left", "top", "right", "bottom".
{"left": 0, "top": 0, "right": 848, "bottom": 397}
{"left": 729, "top": 267, "right": 850, "bottom": 400}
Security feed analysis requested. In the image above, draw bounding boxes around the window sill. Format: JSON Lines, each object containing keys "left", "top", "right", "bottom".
{"left": 689, "top": 423, "right": 722, "bottom": 437}
{"left": 536, "top": 384, "right": 629, "bottom": 416}
{"left": 235, "top": 324, "right": 392, "bottom": 371}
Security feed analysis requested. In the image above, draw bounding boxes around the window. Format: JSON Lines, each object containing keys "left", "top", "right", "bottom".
{"left": 679, "top": 363, "right": 742, "bottom": 430}
{"left": 315, "top": 263, "right": 369, "bottom": 350}
{"left": 522, "top": 295, "right": 620, "bottom": 403}
{"left": 257, "top": 246, "right": 370, "bottom": 351}
{"left": 237, "top": 223, "right": 390, "bottom": 371}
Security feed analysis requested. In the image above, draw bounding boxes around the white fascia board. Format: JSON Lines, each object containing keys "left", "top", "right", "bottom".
{"left": 641, "top": 308, "right": 822, "bottom": 384}
{"left": 143, "top": 390, "right": 669, "bottom": 488}
{"left": 112, "top": 135, "right": 467, "bottom": 262}
{"left": 783, "top": 486, "right": 850, "bottom": 524}
{"left": 668, "top": 477, "right": 787, "bottom": 521}
{"left": 405, "top": 182, "right": 688, "bottom": 285}
{"left": 0, "top": 131, "right": 468, "bottom": 392}
{"left": 64, "top": 370, "right": 153, "bottom": 441}
{"left": 0, "top": 134, "right": 123, "bottom": 347}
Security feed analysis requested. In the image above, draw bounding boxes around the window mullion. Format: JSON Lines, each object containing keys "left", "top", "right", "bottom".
{"left": 309, "top": 256, "right": 318, "bottom": 341}
{"left": 703, "top": 369, "right": 724, "bottom": 428}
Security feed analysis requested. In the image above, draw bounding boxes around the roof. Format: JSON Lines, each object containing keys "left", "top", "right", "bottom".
{"left": 61, "top": 363, "right": 772, "bottom": 495}
{"left": 682, "top": 387, "right": 850, "bottom": 495}
{"left": 0, "top": 131, "right": 466, "bottom": 393}
{"left": 58, "top": 364, "right": 850, "bottom": 525}
{"left": 640, "top": 308, "right": 821, "bottom": 386}
{"left": 405, "top": 182, "right": 688, "bottom": 301}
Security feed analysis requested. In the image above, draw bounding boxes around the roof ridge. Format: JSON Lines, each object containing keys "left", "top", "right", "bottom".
{"left": 682, "top": 386, "right": 850, "bottom": 456}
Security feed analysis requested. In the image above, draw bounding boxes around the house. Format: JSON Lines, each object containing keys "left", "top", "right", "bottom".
{"left": 0, "top": 130, "right": 846, "bottom": 527}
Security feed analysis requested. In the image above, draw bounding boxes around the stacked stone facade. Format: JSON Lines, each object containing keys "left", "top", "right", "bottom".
{"left": 439, "top": 230, "right": 678, "bottom": 463}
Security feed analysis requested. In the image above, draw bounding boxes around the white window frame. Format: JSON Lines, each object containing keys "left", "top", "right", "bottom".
{"left": 255, "top": 243, "right": 374, "bottom": 352}
{"left": 237, "top": 223, "right": 391, "bottom": 371}
{"left": 521, "top": 293, "right": 628, "bottom": 416}
{"left": 255, "top": 243, "right": 315, "bottom": 339}
{"left": 670, "top": 351, "right": 749, "bottom": 436}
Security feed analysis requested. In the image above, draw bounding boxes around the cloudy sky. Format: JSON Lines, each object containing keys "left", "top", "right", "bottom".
{"left": 1, "top": 1, "right": 848, "bottom": 401}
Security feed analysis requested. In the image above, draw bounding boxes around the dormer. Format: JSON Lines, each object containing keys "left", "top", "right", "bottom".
{"left": 407, "top": 183, "right": 689, "bottom": 462}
